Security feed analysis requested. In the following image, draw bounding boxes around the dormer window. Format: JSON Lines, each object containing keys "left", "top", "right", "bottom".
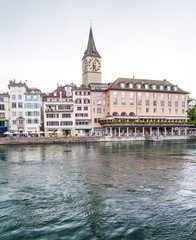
{"left": 167, "top": 85, "right": 171, "bottom": 91}
{"left": 136, "top": 83, "right": 141, "bottom": 89}
{"left": 173, "top": 85, "right": 178, "bottom": 91}
{"left": 144, "top": 84, "right": 149, "bottom": 89}
{"left": 120, "top": 82, "right": 125, "bottom": 88}
{"left": 151, "top": 84, "right": 156, "bottom": 90}
{"left": 159, "top": 85, "right": 164, "bottom": 90}
{"left": 128, "top": 83, "right": 133, "bottom": 88}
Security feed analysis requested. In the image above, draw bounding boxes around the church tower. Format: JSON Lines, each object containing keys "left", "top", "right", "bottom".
{"left": 82, "top": 26, "right": 102, "bottom": 86}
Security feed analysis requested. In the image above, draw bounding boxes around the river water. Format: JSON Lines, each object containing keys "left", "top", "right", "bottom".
{"left": 0, "top": 140, "right": 196, "bottom": 240}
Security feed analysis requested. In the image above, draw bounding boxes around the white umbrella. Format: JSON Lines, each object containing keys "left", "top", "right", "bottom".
{"left": 13, "top": 131, "right": 20, "bottom": 134}
{"left": 3, "top": 131, "right": 12, "bottom": 135}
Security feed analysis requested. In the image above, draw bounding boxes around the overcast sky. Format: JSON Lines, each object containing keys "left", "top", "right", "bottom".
{"left": 0, "top": 0, "right": 196, "bottom": 97}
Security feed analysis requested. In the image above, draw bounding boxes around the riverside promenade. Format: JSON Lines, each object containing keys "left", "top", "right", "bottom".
{"left": 0, "top": 134, "right": 195, "bottom": 145}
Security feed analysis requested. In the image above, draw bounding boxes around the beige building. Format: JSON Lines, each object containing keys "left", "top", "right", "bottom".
{"left": 90, "top": 78, "right": 190, "bottom": 136}
{"left": 81, "top": 27, "right": 191, "bottom": 136}
{"left": 43, "top": 84, "right": 75, "bottom": 137}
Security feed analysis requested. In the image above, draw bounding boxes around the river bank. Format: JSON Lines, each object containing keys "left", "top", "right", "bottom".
{"left": 0, "top": 134, "right": 195, "bottom": 145}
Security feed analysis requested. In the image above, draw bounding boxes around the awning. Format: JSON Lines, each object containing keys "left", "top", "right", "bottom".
{"left": 0, "top": 127, "right": 8, "bottom": 133}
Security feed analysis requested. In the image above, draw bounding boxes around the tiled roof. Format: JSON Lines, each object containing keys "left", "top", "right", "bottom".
{"left": 108, "top": 78, "right": 189, "bottom": 94}
{"left": 82, "top": 27, "right": 101, "bottom": 59}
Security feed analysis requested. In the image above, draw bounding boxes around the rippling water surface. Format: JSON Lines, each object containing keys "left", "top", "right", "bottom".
{"left": 0, "top": 140, "right": 196, "bottom": 240}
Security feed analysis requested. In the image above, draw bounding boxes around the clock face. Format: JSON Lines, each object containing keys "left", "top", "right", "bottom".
{"left": 82, "top": 59, "right": 88, "bottom": 72}
{"left": 88, "top": 58, "right": 101, "bottom": 71}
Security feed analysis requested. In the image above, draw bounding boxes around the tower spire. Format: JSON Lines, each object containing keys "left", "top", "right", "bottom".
{"left": 82, "top": 26, "right": 101, "bottom": 59}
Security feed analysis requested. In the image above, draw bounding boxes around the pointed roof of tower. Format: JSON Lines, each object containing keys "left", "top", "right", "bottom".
{"left": 82, "top": 26, "right": 101, "bottom": 59}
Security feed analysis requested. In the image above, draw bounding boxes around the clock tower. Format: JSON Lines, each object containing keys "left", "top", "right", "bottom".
{"left": 82, "top": 26, "right": 102, "bottom": 86}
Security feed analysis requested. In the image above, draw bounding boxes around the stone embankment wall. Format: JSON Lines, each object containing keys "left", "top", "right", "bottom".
{"left": 0, "top": 135, "right": 195, "bottom": 145}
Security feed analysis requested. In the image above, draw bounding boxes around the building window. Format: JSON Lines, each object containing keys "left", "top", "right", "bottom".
{"left": 146, "top": 100, "right": 150, "bottom": 106}
{"left": 18, "top": 102, "right": 23, "bottom": 108}
{"left": 77, "top": 106, "right": 82, "bottom": 111}
{"left": 113, "top": 99, "right": 117, "bottom": 106}
{"left": 97, "top": 108, "right": 101, "bottom": 114}
{"left": 161, "top": 101, "right": 164, "bottom": 107}
{"left": 12, "top": 102, "right": 17, "bottom": 108}
{"left": 153, "top": 108, "right": 157, "bottom": 113}
{"left": 182, "top": 101, "right": 185, "bottom": 107}
{"left": 182, "top": 109, "right": 185, "bottom": 114}
{"left": 161, "top": 108, "right": 164, "bottom": 113}
{"left": 18, "top": 112, "right": 23, "bottom": 117}
{"left": 130, "top": 92, "right": 134, "bottom": 98}
{"left": 145, "top": 93, "right": 150, "bottom": 99}
{"left": 25, "top": 103, "right": 40, "bottom": 108}
{"left": 138, "top": 92, "right": 142, "bottom": 99}
{"left": 12, "top": 95, "right": 16, "bottom": 100}
{"left": 161, "top": 93, "right": 165, "bottom": 99}
{"left": 97, "top": 100, "right": 102, "bottom": 106}
{"left": 62, "top": 114, "right": 71, "bottom": 118}
{"left": 182, "top": 95, "right": 185, "bottom": 101}
{"left": 146, "top": 108, "right": 149, "bottom": 113}
{"left": 144, "top": 84, "right": 149, "bottom": 89}
{"left": 153, "top": 101, "right": 157, "bottom": 106}
{"left": 18, "top": 120, "right": 24, "bottom": 124}
{"left": 12, "top": 111, "right": 17, "bottom": 117}
{"left": 46, "top": 121, "right": 59, "bottom": 126}
{"left": 84, "top": 106, "right": 88, "bottom": 111}
{"left": 130, "top": 100, "right": 134, "bottom": 106}
{"left": 122, "top": 99, "right": 126, "bottom": 106}
{"left": 136, "top": 83, "right": 141, "bottom": 89}
{"left": 96, "top": 92, "right": 102, "bottom": 98}
{"left": 168, "top": 94, "right": 172, "bottom": 100}
{"left": 153, "top": 93, "right": 157, "bottom": 99}
{"left": 18, "top": 95, "right": 22, "bottom": 100}
{"left": 175, "top": 94, "right": 179, "bottom": 100}
{"left": 0, "top": 104, "right": 5, "bottom": 110}
{"left": 168, "top": 101, "right": 172, "bottom": 107}
{"left": 138, "top": 99, "right": 142, "bottom": 106}
{"left": 60, "top": 121, "right": 73, "bottom": 126}
{"left": 159, "top": 85, "right": 164, "bottom": 90}
{"left": 120, "top": 82, "right": 125, "bottom": 88}
{"left": 175, "top": 101, "right": 178, "bottom": 107}
{"left": 113, "top": 91, "right": 117, "bottom": 97}
{"left": 168, "top": 109, "right": 171, "bottom": 114}
{"left": 46, "top": 114, "right": 59, "bottom": 118}
{"left": 175, "top": 109, "right": 178, "bottom": 114}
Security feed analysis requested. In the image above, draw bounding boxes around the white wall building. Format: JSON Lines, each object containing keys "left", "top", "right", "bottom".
{"left": 73, "top": 87, "right": 92, "bottom": 136}
{"left": 8, "top": 80, "right": 42, "bottom": 134}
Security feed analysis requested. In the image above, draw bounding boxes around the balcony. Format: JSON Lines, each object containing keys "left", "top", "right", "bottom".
{"left": 45, "top": 107, "right": 74, "bottom": 112}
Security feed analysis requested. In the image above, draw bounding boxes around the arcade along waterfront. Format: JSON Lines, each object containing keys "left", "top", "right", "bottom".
{"left": 0, "top": 140, "right": 196, "bottom": 240}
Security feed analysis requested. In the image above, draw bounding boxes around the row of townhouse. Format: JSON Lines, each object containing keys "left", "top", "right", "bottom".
{"left": 0, "top": 77, "right": 191, "bottom": 137}
{"left": 0, "top": 80, "right": 92, "bottom": 137}
{"left": 0, "top": 26, "right": 193, "bottom": 137}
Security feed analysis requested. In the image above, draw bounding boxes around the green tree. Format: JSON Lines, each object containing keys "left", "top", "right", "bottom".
{"left": 70, "top": 82, "right": 77, "bottom": 89}
{"left": 187, "top": 107, "right": 196, "bottom": 122}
